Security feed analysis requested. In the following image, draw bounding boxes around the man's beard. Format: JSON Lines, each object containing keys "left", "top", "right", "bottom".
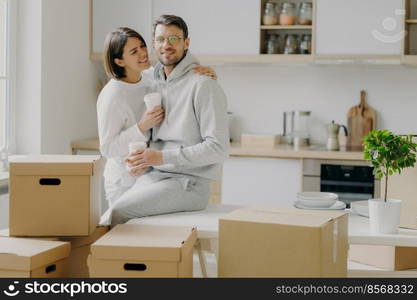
{"left": 159, "top": 50, "right": 187, "bottom": 66}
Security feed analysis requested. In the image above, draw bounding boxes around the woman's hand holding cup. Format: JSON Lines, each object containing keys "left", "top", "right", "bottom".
{"left": 137, "top": 92, "right": 164, "bottom": 132}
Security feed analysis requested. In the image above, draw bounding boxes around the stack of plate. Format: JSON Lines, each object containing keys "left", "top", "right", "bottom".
{"left": 294, "top": 192, "right": 346, "bottom": 210}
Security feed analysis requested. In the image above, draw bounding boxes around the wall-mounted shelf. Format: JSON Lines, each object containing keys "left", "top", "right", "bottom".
{"left": 261, "top": 25, "right": 312, "bottom": 30}
{"left": 403, "top": 0, "right": 417, "bottom": 64}
{"left": 259, "top": 0, "right": 315, "bottom": 61}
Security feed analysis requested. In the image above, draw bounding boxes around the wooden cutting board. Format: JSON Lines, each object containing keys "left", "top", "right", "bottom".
{"left": 347, "top": 90, "right": 376, "bottom": 150}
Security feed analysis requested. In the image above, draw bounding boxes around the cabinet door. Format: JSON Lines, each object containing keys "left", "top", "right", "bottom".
{"left": 152, "top": 0, "right": 260, "bottom": 54}
{"left": 92, "top": 0, "right": 153, "bottom": 54}
{"left": 221, "top": 157, "right": 301, "bottom": 207}
{"left": 316, "top": 0, "right": 404, "bottom": 55}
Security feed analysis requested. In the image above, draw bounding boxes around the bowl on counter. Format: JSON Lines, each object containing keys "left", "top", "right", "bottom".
{"left": 351, "top": 200, "right": 369, "bottom": 217}
{"left": 296, "top": 192, "right": 338, "bottom": 208}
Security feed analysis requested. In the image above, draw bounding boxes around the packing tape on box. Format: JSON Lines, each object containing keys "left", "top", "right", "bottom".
{"left": 333, "top": 219, "right": 338, "bottom": 264}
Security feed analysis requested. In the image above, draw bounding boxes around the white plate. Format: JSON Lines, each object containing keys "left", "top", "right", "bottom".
{"left": 296, "top": 198, "right": 337, "bottom": 208}
{"left": 294, "top": 200, "right": 346, "bottom": 210}
{"left": 297, "top": 192, "right": 338, "bottom": 201}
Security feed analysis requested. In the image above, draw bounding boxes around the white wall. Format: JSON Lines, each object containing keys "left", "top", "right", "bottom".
{"left": 215, "top": 64, "right": 417, "bottom": 145}
{"left": 15, "top": 0, "right": 42, "bottom": 154}
{"left": 16, "top": 0, "right": 100, "bottom": 155}
{"left": 41, "top": 0, "right": 99, "bottom": 154}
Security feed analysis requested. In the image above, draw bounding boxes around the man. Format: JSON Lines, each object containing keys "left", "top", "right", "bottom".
{"left": 110, "top": 15, "right": 229, "bottom": 225}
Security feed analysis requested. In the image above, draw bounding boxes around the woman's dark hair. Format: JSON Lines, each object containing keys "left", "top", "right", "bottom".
{"left": 153, "top": 15, "right": 189, "bottom": 39}
{"left": 103, "top": 27, "right": 147, "bottom": 79}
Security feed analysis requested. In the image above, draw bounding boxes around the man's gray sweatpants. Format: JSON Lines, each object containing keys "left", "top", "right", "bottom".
{"left": 109, "top": 168, "right": 211, "bottom": 225}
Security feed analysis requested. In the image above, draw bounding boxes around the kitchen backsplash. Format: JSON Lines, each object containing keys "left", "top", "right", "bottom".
{"left": 215, "top": 64, "right": 417, "bottom": 145}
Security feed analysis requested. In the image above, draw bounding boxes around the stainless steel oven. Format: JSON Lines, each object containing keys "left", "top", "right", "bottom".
{"left": 302, "top": 159, "right": 380, "bottom": 207}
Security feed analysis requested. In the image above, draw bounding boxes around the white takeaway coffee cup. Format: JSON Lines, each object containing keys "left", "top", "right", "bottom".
{"left": 128, "top": 141, "right": 147, "bottom": 154}
{"left": 144, "top": 92, "right": 162, "bottom": 110}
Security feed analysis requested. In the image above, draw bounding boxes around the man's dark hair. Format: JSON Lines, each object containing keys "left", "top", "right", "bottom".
{"left": 153, "top": 15, "right": 189, "bottom": 38}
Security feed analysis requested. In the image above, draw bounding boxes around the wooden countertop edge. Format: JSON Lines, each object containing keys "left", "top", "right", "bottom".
{"left": 70, "top": 138, "right": 365, "bottom": 161}
{"left": 230, "top": 144, "right": 365, "bottom": 161}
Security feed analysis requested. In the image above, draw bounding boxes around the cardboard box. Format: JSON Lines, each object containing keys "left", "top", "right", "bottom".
{"left": 89, "top": 224, "right": 197, "bottom": 278}
{"left": 349, "top": 244, "right": 417, "bottom": 271}
{"left": 9, "top": 155, "right": 104, "bottom": 236}
{"left": 0, "top": 226, "right": 109, "bottom": 277}
{"left": 0, "top": 237, "right": 70, "bottom": 277}
{"left": 241, "top": 134, "right": 280, "bottom": 148}
{"left": 60, "top": 226, "right": 109, "bottom": 277}
{"left": 218, "top": 207, "right": 348, "bottom": 277}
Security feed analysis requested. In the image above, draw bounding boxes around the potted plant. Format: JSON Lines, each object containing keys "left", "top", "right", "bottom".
{"left": 363, "top": 130, "right": 417, "bottom": 234}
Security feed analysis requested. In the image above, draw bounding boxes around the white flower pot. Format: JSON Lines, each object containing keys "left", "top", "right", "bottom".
{"left": 368, "top": 199, "right": 402, "bottom": 234}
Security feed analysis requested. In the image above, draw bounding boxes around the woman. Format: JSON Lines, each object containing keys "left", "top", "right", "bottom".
{"left": 97, "top": 27, "right": 216, "bottom": 217}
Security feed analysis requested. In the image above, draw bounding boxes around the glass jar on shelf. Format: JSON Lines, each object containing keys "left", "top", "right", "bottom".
{"left": 299, "top": 34, "right": 311, "bottom": 54}
{"left": 266, "top": 34, "right": 279, "bottom": 54}
{"left": 262, "top": 2, "right": 279, "bottom": 25}
{"left": 298, "top": 2, "right": 313, "bottom": 25}
{"left": 283, "top": 34, "right": 299, "bottom": 54}
{"left": 279, "top": 2, "right": 296, "bottom": 25}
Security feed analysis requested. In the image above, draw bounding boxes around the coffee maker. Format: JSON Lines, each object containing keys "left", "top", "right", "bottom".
{"left": 283, "top": 110, "right": 311, "bottom": 147}
{"left": 326, "top": 120, "right": 348, "bottom": 151}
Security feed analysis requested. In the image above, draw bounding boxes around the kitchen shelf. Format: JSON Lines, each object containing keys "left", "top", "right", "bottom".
{"left": 261, "top": 25, "right": 312, "bottom": 30}
{"left": 403, "top": 0, "right": 417, "bottom": 61}
{"left": 90, "top": 52, "right": 314, "bottom": 65}
{"left": 259, "top": 0, "right": 315, "bottom": 58}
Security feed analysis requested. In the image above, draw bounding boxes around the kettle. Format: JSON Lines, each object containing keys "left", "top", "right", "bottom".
{"left": 326, "top": 121, "right": 348, "bottom": 151}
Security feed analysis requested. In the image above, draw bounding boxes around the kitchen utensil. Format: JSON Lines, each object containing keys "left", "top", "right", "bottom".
{"left": 297, "top": 191, "right": 338, "bottom": 200}
{"left": 283, "top": 110, "right": 311, "bottom": 145}
{"left": 347, "top": 90, "right": 376, "bottom": 150}
{"left": 294, "top": 200, "right": 346, "bottom": 210}
{"left": 326, "top": 120, "right": 348, "bottom": 151}
{"left": 296, "top": 191, "right": 338, "bottom": 208}
{"left": 351, "top": 200, "right": 369, "bottom": 217}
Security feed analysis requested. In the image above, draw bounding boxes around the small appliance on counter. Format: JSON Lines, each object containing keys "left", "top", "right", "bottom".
{"left": 283, "top": 110, "right": 311, "bottom": 148}
{"left": 326, "top": 120, "right": 348, "bottom": 151}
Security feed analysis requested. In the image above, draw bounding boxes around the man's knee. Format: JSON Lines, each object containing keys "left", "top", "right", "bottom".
{"left": 110, "top": 206, "right": 130, "bottom": 226}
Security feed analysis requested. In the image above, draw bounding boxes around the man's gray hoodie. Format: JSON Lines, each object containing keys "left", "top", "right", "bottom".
{"left": 150, "top": 51, "right": 229, "bottom": 180}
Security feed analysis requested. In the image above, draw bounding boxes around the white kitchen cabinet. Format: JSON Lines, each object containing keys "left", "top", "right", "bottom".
{"left": 221, "top": 157, "right": 301, "bottom": 207}
{"left": 152, "top": 0, "right": 260, "bottom": 55}
{"left": 92, "top": 0, "right": 153, "bottom": 55}
{"left": 316, "top": 0, "right": 404, "bottom": 56}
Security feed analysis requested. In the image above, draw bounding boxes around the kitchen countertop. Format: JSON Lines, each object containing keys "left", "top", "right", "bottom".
{"left": 71, "top": 138, "right": 365, "bottom": 161}
{"left": 230, "top": 143, "right": 365, "bottom": 161}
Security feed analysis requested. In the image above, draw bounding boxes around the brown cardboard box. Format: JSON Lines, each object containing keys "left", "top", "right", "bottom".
{"left": 89, "top": 224, "right": 197, "bottom": 278}
{"left": 349, "top": 244, "right": 417, "bottom": 270}
{"left": 381, "top": 137, "right": 417, "bottom": 229}
{"left": 9, "top": 155, "right": 104, "bottom": 236}
{"left": 0, "top": 226, "right": 109, "bottom": 277}
{"left": 0, "top": 237, "right": 70, "bottom": 277}
{"left": 218, "top": 207, "right": 348, "bottom": 277}
{"left": 60, "top": 226, "right": 109, "bottom": 277}
{"left": 241, "top": 134, "right": 280, "bottom": 148}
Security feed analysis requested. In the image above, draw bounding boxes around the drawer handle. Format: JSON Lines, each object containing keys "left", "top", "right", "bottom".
{"left": 123, "top": 263, "right": 147, "bottom": 271}
{"left": 45, "top": 264, "right": 56, "bottom": 273}
{"left": 39, "top": 178, "right": 61, "bottom": 185}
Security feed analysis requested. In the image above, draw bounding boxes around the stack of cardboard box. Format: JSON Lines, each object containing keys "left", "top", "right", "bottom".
{"left": 0, "top": 155, "right": 108, "bottom": 278}
{"left": 1, "top": 155, "right": 197, "bottom": 278}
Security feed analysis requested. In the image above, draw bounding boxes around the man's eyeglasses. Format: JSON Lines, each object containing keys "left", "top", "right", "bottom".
{"left": 154, "top": 35, "right": 183, "bottom": 45}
